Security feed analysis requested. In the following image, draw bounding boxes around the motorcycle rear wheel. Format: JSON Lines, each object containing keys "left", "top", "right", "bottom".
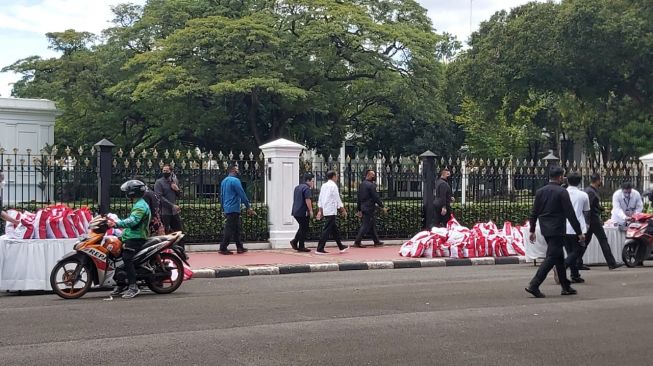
{"left": 146, "top": 252, "right": 184, "bottom": 294}
{"left": 50, "top": 258, "right": 93, "bottom": 299}
{"left": 622, "top": 242, "right": 643, "bottom": 268}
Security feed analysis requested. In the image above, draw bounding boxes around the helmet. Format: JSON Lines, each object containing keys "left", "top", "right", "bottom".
{"left": 120, "top": 180, "right": 147, "bottom": 199}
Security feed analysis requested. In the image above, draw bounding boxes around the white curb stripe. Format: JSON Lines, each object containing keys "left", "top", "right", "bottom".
{"left": 248, "top": 266, "right": 280, "bottom": 275}
{"left": 418, "top": 259, "right": 446, "bottom": 267}
{"left": 366, "top": 261, "right": 394, "bottom": 270}
{"left": 309, "top": 263, "right": 340, "bottom": 272}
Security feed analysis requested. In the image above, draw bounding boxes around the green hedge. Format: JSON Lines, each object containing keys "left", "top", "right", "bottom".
{"left": 1, "top": 201, "right": 615, "bottom": 242}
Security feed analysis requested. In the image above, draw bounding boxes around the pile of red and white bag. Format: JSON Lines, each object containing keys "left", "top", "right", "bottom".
{"left": 399, "top": 217, "right": 527, "bottom": 259}
{"left": 2, "top": 205, "right": 97, "bottom": 240}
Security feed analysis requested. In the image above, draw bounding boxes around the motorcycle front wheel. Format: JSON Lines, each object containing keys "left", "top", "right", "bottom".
{"left": 622, "top": 242, "right": 643, "bottom": 268}
{"left": 50, "top": 258, "right": 93, "bottom": 299}
{"left": 147, "top": 252, "right": 184, "bottom": 294}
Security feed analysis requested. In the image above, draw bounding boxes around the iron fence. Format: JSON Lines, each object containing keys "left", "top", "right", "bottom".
{"left": 0, "top": 146, "right": 267, "bottom": 242}
{"left": 301, "top": 153, "right": 651, "bottom": 238}
{"left": 2, "top": 145, "right": 651, "bottom": 241}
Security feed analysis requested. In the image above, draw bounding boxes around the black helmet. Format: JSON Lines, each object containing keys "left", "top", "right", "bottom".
{"left": 120, "top": 180, "right": 147, "bottom": 199}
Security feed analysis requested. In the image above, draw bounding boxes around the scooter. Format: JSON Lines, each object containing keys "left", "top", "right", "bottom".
{"left": 622, "top": 212, "right": 653, "bottom": 267}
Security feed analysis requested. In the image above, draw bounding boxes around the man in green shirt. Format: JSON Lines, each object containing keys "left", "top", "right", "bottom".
{"left": 108, "top": 180, "right": 151, "bottom": 299}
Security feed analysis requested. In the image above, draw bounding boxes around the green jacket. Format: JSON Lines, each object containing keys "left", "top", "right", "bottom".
{"left": 115, "top": 198, "right": 151, "bottom": 240}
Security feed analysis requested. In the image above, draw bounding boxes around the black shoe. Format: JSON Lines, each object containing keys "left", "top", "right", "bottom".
{"left": 609, "top": 263, "right": 623, "bottom": 270}
{"left": 237, "top": 248, "right": 248, "bottom": 254}
{"left": 561, "top": 287, "right": 578, "bottom": 295}
{"left": 374, "top": 242, "right": 385, "bottom": 247}
{"left": 353, "top": 243, "right": 367, "bottom": 248}
{"left": 218, "top": 250, "right": 234, "bottom": 255}
{"left": 315, "top": 250, "right": 328, "bottom": 255}
{"left": 289, "top": 240, "right": 298, "bottom": 250}
{"left": 579, "top": 265, "right": 591, "bottom": 270}
{"left": 297, "top": 248, "right": 311, "bottom": 252}
{"left": 571, "top": 277, "right": 585, "bottom": 283}
{"left": 525, "top": 287, "right": 546, "bottom": 298}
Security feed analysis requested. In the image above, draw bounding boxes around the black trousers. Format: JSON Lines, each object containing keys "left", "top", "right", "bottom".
{"left": 578, "top": 219, "right": 617, "bottom": 267}
{"left": 563, "top": 234, "right": 582, "bottom": 279}
{"left": 355, "top": 211, "right": 380, "bottom": 244}
{"left": 122, "top": 238, "right": 146, "bottom": 285}
{"left": 162, "top": 214, "right": 183, "bottom": 233}
{"left": 221, "top": 213, "right": 243, "bottom": 251}
{"left": 162, "top": 214, "right": 184, "bottom": 249}
{"left": 292, "top": 216, "right": 310, "bottom": 249}
{"left": 433, "top": 205, "right": 451, "bottom": 228}
{"left": 317, "top": 215, "right": 345, "bottom": 252}
{"left": 529, "top": 235, "right": 570, "bottom": 289}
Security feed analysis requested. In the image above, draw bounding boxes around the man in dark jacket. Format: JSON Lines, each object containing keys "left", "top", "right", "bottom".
{"left": 525, "top": 166, "right": 585, "bottom": 298}
{"left": 354, "top": 169, "right": 387, "bottom": 248}
{"left": 577, "top": 173, "right": 622, "bottom": 270}
{"left": 154, "top": 164, "right": 183, "bottom": 234}
{"left": 290, "top": 173, "right": 315, "bottom": 252}
{"left": 434, "top": 168, "right": 453, "bottom": 227}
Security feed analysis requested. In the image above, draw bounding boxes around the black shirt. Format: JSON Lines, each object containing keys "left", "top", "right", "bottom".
{"left": 529, "top": 182, "right": 582, "bottom": 237}
{"left": 584, "top": 185, "right": 604, "bottom": 221}
{"left": 357, "top": 180, "right": 383, "bottom": 213}
{"left": 292, "top": 183, "right": 312, "bottom": 217}
{"left": 434, "top": 178, "right": 452, "bottom": 207}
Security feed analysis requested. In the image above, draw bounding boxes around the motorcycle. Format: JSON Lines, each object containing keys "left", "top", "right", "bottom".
{"left": 50, "top": 216, "right": 189, "bottom": 299}
{"left": 622, "top": 212, "right": 653, "bottom": 268}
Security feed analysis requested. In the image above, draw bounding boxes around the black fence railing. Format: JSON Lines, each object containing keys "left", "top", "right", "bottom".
{"left": 0, "top": 147, "right": 267, "bottom": 242}
{"left": 2, "top": 145, "right": 650, "bottom": 242}
{"left": 300, "top": 153, "right": 651, "bottom": 238}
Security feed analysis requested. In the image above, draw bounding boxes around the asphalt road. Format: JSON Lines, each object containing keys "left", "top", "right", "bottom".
{"left": 1, "top": 264, "right": 652, "bottom": 365}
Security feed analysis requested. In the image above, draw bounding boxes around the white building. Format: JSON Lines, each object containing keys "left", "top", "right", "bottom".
{"left": 0, "top": 98, "right": 58, "bottom": 204}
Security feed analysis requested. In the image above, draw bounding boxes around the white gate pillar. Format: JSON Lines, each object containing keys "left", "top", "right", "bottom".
{"left": 260, "top": 138, "right": 305, "bottom": 248}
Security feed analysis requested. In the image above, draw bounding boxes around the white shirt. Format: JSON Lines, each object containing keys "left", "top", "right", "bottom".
{"left": 318, "top": 179, "right": 343, "bottom": 216}
{"left": 566, "top": 186, "right": 590, "bottom": 234}
{"left": 611, "top": 189, "right": 643, "bottom": 224}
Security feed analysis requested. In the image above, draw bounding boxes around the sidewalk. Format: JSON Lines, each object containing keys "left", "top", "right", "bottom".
{"left": 186, "top": 242, "right": 528, "bottom": 278}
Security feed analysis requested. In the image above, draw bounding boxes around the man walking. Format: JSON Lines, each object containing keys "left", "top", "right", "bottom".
{"left": 219, "top": 164, "right": 255, "bottom": 255}
{"left": 290, "top": 173, "right": 314, "bottom": 253}
{"left": 434, "top": 168, "right": 453, "bottom": 227}
{"left": 562, "top": 172, "right": 590, "bottom": 283}
{"left": 354, "top": 169, "right": 387, "bottom": 248}
{"left": 154, "top": 164, "right": 183, "bottom": 234}
{"left": 577, "top": 173, "right": 623, "bottom": 270}
{"left": 316, "top": 171, "right": 348, "bottom": 254}
{"left": 525, "top": 167, "right": 585, "bottom": 298}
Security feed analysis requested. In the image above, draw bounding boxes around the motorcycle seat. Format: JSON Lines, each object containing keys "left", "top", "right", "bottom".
{"left": 142, "top": 235, "right": 172, "bottom": 248}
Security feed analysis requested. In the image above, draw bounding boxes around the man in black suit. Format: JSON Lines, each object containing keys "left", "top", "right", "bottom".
{"left": 576, "top": 173, "right": 622, "bottom": 270}
{"left": 434, "top": 168, "right": 453, "bottom": 227}
{"left": 525, "top": 166, "right": 585, "bottom": 298}
{"left": 354, "top": 169, "right": 387, "bottom": 248}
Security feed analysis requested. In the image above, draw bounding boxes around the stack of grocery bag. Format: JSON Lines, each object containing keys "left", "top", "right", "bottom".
{"left": 399, "top": 217, "right": 527, "bottom": 259}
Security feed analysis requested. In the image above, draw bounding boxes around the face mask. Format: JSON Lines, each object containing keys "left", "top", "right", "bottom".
{"left": 163, "top": 172, "right": 171, "bottom": 179}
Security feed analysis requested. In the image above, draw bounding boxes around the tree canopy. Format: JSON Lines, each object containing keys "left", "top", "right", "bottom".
{"left": 451, "top": 0, "right": 653, "bottom": 161}
{"left": 4, "top": 0, "right": 459, "bottom": 156}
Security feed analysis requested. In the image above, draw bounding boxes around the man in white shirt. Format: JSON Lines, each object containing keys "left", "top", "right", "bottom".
{"left": 316, "top": 170, "right": 348, "bottom": 254}
{"left": 611, "top": 181, "right": 643, "bottom": 226}
{"left": 563, "top": 172, "right": 590, "bottom": 283}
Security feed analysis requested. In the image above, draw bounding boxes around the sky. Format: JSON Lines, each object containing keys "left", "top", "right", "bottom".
{"left": 0, "top": 0, "right": 551, "bottom": 98}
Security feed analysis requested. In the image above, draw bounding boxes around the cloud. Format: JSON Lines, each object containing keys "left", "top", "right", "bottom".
{"left": 0, "top": 0, "right": 144, "bottom": 35}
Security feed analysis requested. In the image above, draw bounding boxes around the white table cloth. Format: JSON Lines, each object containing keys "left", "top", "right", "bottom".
{"left": 0, "top": 238, "right": 77, "bottom": 291}
{"left": 523, "top": 226, "right": 625, "bottom": 265}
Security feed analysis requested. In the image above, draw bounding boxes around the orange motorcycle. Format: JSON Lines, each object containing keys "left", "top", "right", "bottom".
{"left": 50, "top": 216, "right": 188, "bottom": 299}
